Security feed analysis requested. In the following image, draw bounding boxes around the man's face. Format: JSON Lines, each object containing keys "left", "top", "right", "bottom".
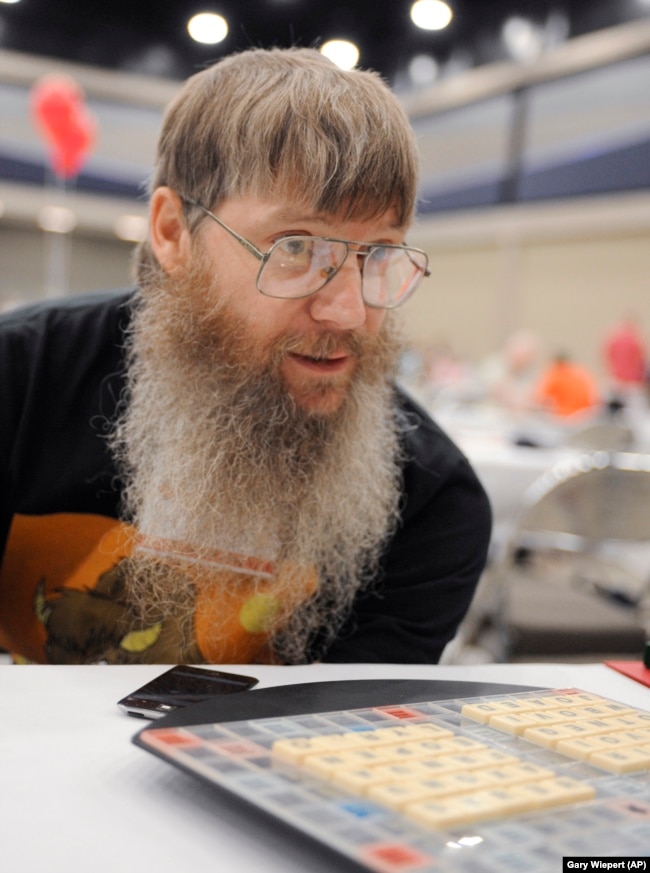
{"left": 176, "top": 194, "right": 405, "bottom": 415}
{"left": 122, "top": 190, "right": 407, "bottom": 663}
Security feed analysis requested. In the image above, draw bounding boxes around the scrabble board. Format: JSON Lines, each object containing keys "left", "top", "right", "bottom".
{"left": 134, "top": 684, "right": 650, "bottom": 871}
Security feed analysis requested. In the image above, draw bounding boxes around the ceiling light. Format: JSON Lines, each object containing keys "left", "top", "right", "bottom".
{"left": 410, "top": 0, "right": 453, "bottom": 32}
{"left": 409, "top": 54, "right": 438, "bottom": 86}
{"left": 114, "top": 214, "right": 147, "bottom": 242}
{"left": 320, "top": 40, "right": 360, "bottom": 70}
{"left": 502, "top": 16, "right": 543, "bottom": 62}
{"left": 187, "top": 12, "right": 228, "bottom": 45}
{"left": 37, "top": 205, "right": 77, "bottom": 234}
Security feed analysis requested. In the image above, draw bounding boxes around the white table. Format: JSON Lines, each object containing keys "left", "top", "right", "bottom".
{"left": 426, "top": 403, "right": 576, "bottom": 543}
{"left": 456, "top": 437, "right": 568, "bottom": 526}
{"left": 2, "top": 662, "right": 649, "bottom": 873}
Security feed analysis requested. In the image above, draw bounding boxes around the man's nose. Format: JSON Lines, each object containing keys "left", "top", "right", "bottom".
{"left": 308, "top": 253, "right": 367, "bottom": 331}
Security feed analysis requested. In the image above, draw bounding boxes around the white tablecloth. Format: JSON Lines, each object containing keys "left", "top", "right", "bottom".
{"left": 1, "top": 662, "right": 648, "bottom": 873}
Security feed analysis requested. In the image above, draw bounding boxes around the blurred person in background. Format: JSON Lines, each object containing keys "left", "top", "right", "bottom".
{"left": 534, "top": 351, "right": 600, "bottom": 418}
{"left": 479, "top": 329, "right": 543, "bottom": 413}
{"left": 603, "top": 314, "right": 648, "bottom": 408}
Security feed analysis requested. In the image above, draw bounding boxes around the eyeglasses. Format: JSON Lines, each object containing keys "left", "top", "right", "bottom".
{"left": 184, "top": 198, "right": 430, "bottom": 310}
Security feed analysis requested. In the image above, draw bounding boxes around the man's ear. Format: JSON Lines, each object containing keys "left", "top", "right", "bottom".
{"left": 149, "top": 187, "right": 192, "bottom": 273}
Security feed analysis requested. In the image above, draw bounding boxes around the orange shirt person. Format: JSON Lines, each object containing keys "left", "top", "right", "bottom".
{"left": 535, "top": 353, "right": 600, "bottom": 417}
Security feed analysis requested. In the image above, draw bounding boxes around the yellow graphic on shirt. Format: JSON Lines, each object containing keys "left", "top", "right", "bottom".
{"left": 0, "top": 513, "right": 317, "bottom": 664}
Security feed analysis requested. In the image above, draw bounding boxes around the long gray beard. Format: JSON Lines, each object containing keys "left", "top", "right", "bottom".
{"left": 110, "top": 275, "right": 405, "bottom": 663}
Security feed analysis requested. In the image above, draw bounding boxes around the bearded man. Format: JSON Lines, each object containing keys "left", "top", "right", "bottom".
{"left": 0, "top": 47, "right": 491, "bottom": 664}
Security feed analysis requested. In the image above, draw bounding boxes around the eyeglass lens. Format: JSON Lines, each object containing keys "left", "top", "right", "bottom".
{"left": 258, "top": 238, "right": 426, "bottom": 307}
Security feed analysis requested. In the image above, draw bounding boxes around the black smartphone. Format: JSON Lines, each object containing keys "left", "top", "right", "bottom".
{"left": 117, "top": 665, "right": 259, "bottom": 718}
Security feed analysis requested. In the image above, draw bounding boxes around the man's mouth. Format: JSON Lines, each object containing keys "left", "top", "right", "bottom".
{"left": 288, "top": 351, "right": 350, "bottom": 373}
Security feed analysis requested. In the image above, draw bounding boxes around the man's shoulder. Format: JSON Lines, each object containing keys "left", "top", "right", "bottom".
{"left": 0, "top": 288, "right": 135, "bottom": 337}
{"left": 394, "top": 385, "right": 469, "bottom": 473}
{"left": 0, "top": 289, "right": 135, "bottom": 401}
{"left": 393, "top": 384, "right": 490, "bottom": 521}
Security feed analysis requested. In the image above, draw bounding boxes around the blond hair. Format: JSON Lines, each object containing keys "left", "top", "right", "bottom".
{"left": 136, "top": 47, "right": 419, "bottom": 282}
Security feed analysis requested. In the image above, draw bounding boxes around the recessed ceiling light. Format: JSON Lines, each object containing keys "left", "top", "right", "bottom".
{"left": 410, "top": 0, "right": 453, "bottom": 32}
{"left": 187, "top": 12, "right": 228, "bottom": 45}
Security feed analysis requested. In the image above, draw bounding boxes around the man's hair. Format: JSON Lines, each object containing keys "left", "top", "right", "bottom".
{"left": 135, "top": 47, "right": 419, "bottom": 282}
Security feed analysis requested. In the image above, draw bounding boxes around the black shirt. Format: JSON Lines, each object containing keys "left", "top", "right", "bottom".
{"left": 0, "top": 290, "right": 491, "bottom": 663}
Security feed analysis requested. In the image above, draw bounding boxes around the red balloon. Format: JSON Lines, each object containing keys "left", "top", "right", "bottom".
{"left": 31, "top": 75, "right": 97, "bottom": 179}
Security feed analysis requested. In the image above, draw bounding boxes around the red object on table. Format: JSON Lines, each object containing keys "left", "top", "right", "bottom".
{"left": 605, "top": 660, "right": 650, "bottom": 689}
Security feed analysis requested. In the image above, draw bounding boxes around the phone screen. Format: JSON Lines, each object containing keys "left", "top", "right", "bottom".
{"left": 117, "top": 665, "right": 259, "bottom": 718}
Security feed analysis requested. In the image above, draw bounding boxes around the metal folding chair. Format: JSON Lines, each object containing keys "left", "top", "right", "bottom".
{"left": 459, "top": 451, "right": 650, "bottom": 662}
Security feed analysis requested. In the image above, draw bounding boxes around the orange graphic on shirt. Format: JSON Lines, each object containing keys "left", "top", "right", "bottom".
{"left": 0, "top": 514, "right": 317, "bottom": 664}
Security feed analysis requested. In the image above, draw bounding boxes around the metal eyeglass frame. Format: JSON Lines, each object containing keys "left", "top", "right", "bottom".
{"left": 182, "top": 197, "right": 430, "bottom": 309}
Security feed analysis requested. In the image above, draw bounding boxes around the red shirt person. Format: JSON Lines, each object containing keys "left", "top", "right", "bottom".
{"left": 604, "top": 319, "right": 647, "bottom": 387}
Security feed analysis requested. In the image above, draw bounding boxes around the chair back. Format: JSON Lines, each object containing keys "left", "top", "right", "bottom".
{"left": 519, "top": 452, "right": 650, "bottom": 545}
